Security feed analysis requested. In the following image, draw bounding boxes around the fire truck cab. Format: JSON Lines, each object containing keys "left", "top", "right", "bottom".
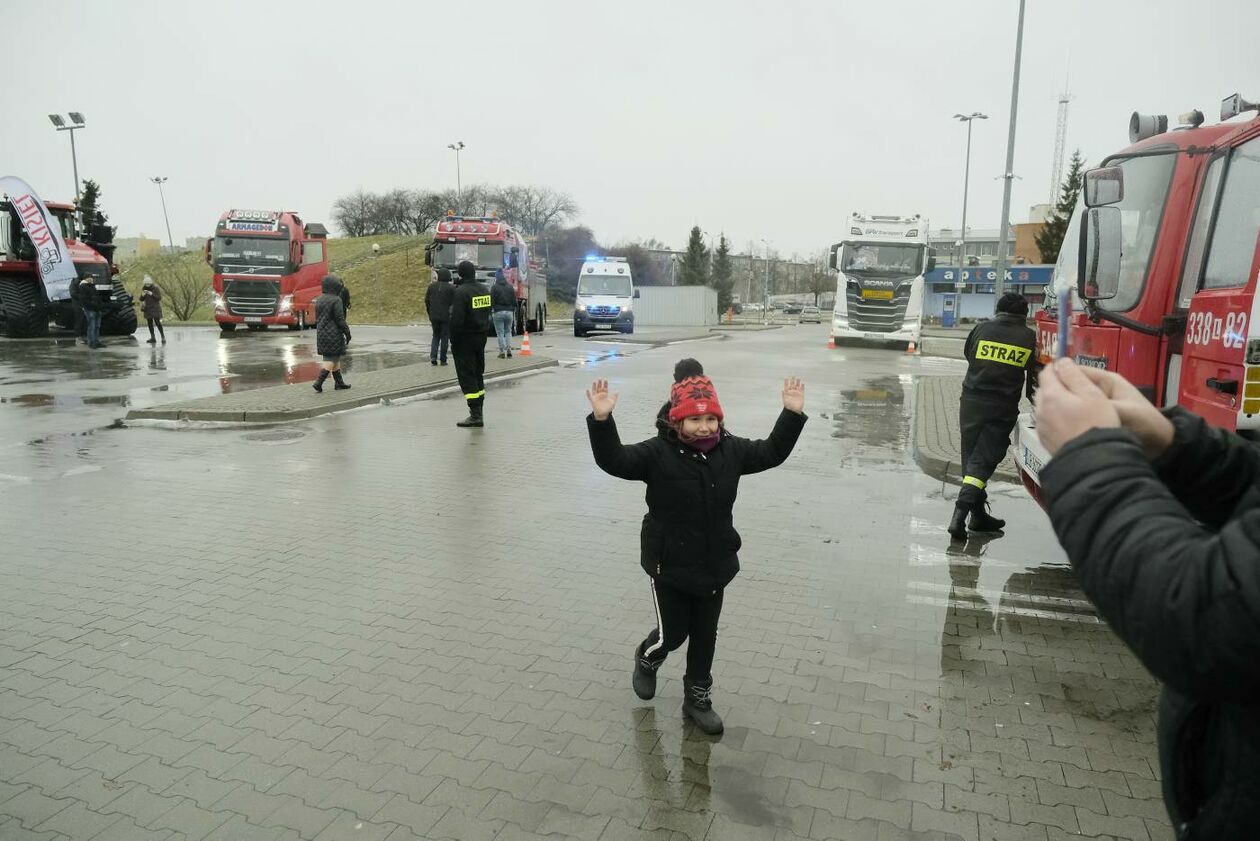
{"left": 425, "top": 215, "right": 547, "bottom": 334}
{"left": 1015, "top": 93, "right": 1260, "bottom": 502}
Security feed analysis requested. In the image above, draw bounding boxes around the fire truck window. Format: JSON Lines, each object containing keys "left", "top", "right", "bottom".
{"left": 1177, "top": 154, "right": 1226, "bottom": 307}
{"left": 302, "top": 241, "right": 325, "bottom": 266}
{"left": 1203, "top": 136, "right": 1260, "bottom": 291}
{"left": 1098, "top": 152, "right": 1177, "bottom": 312}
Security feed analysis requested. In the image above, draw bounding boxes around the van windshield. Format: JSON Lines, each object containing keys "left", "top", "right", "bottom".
{"left": 578, "top": 275, "right": 633, "bottom": 297}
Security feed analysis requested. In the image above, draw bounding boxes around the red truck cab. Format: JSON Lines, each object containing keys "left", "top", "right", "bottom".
{"left": 425, "top": 215, "right": 548, "bottom": 333}
{"left": 1016, "top": 94, "right": 1260, "bottom": 502}
{"left": 207, "top": 210, "right": 329, "bottom": 332}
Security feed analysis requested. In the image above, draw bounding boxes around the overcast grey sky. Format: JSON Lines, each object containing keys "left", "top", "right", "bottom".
{"left": 9, "top": 0, "right": 1259, "bottom": 257}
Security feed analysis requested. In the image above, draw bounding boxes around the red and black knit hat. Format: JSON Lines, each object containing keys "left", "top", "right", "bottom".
{"left": 668, "top": 375, "right": 724, "bottom": 423}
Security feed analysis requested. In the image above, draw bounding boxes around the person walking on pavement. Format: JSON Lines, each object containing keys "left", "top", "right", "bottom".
{"left": 139, "top": 276, "right": 165, "bottom": 344}
{"left": 79, "top": 273, "right": 105, "bottom": 349}
{"left": 313, "top": 275, "right": 352, "bottom": 393}
{"left": 449, "top": 260, "right": 492, "bottom": 427}
{"left": 425, "top": 268, "right": 455, "bottom": 366}
{"left": 1035, "top": 357, "right": 1260, "bottom": 839}
{"left": 948, "top": 292, "right": 1040, "bottom": 541}
{"left": 586, "top": 364, "right": 807, "bottom": 734}
{"left": 490, "top": 269, "right": 515, "bottom": 358}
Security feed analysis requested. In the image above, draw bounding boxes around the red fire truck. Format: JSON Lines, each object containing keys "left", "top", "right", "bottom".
{"left": 425, "top": 215, "right": 547, "bottom": 333}
{"left": 1015, "top": 93, "right": 1260, "bottom": 503}
{"left": 206, "top": 210, "right": 329, "bottom": 332}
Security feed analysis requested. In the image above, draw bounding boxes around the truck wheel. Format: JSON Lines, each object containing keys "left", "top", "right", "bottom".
{"left": 0, "top": 277, "right": 49, "bottom": 338}
{"left": 574, "top": 326, "right": 585, "bottom": 338}
{"left": 219, "top": 322, "right": 237, "bottom": 332}
{"left": 537, "top": 304, "right": 546, "bottom": 333}
{"left": 100, "top": 305, "right": 138, "bottom": 337}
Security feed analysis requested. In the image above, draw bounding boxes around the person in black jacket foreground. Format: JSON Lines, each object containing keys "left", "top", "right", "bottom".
{"left": 449, "top": 260, "right": 492, "bottom": 428}
{"left": 1036, "top": 357, "right": 1260, "bottom": 839}
{"left": 586, "top": 364, "right": 807, "bottom": 734}
{"left": 950, "top": 292, "right": 1041, "bottom": 541}
{"left": 312, "top": 275, "right": 352, "bottom": 393}
{"left": 424, "top": 268, "right": 454, "bottom": 366}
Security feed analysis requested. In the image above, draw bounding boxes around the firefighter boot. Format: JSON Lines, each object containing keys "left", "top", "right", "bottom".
{"left": 312, "top": 370, "right": 329, "bottom": 393}
{"left": 456, "top": 397, "right": 484, "bottom": 428}
{"left": 333, "top": 371, "right": 351, "bottom": 390}
{"left": 682, "top": 676, "right": 724, "bottom": 735}
{"left": 632, "top": 642, "right": 662, "bottom": 701}
{"left": 948, "top": 503, "right": 970, "bottom": 542}
{"left": 969, "top": 492, "right": 1006, "bottom": 533}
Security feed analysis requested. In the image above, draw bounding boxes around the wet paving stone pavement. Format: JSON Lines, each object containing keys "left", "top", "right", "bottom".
{"left": 0, "top": 326, "right": 1169, "bottom": 840}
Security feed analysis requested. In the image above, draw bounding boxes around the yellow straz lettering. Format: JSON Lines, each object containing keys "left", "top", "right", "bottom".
{"left": 471, "top": 295, "right": 491, "bottom": 309}
{"left": 976, "top": 340, "right": 1031, "bottom": 367}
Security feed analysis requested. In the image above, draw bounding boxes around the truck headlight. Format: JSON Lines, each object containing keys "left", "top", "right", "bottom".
{"left": 577, "top": 304, "right": 587, "bottom": 313}
{"left": 213, "top": 294, "right": 225, "bottom": 310}
{"left": 279, "top": 295, "right": 293, "bottom": 312}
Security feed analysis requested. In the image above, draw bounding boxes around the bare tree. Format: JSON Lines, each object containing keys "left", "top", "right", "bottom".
{"left": 154, "top": 253, "right": 211, "bottom": 321}
{"left": 332, "top": 190, "right": 377, "bottom": 237}
{"left": 492, "top": 185, "right": 578, "bottom": 237}
{"left": 409, "top": 190, "right": 447, "bottom": 233}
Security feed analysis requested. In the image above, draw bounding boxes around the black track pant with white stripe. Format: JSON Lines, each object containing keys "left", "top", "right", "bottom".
{"left": 640, "top": 580, "right": 724, "bottom": 682}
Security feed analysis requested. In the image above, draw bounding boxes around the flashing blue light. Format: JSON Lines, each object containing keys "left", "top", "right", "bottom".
{"left": 585, "top": 254, "right": 601, "bottom": 261}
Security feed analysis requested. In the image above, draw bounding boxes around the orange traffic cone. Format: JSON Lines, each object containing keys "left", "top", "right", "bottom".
{"left": 906, "top": 340, "right": 917, "bottom": 354}
{"left": 827, "top": 335, "right": 836, "bottom": 349}
{"left": 519, "top": 331, "right": 533, "bottom": 357}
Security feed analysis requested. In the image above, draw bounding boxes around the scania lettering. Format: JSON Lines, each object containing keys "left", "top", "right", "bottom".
{"left": 425, "top": 215, "right": 546, "bottom": 334}
{"left": 1014, "top": 93, "right": 1260, "bottom": 505}
{"left": 206, "top": 209, "right": 329, "bottom": 332}
{"left": 827, "top": 213, "right": 934, "bottom": 349}
{"left": 574, "top": 256, "right": 636, "bottom": 337}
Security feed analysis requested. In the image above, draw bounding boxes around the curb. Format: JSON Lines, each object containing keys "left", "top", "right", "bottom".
{"left": 125, "top": 357, "right": 558, "bottom": 424}
{"left": 911, "top": 376, "right": 1021, "bottom": 486}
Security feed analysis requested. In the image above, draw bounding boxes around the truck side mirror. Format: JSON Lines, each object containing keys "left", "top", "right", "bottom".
{"left": 1077, "top": 206, "right": 1122, "bottom": 301}
{"left": 1084, "top": 165, "right": 1124, "bottom": 207}
{"left": 204, "top": 238, "right": 212, "bottom": 266}
{"left": 634, "top": 289, "right": 641, "bottom": 299}
{"left": 828, "top": 244, "right": 840, "bottom": 271}
{"left": 924, "top": 247, "right": 937, "bottom": 274}
{"left": 423, "top": 246, "right": 433, "bottom": 267}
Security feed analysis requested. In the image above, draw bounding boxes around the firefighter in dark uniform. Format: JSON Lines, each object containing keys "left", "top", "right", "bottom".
{"left": 448, "top": 260, "right": 492, "bottom": 428}
{"left": 949, "top": 292, "right": 1041, "bottom": 541}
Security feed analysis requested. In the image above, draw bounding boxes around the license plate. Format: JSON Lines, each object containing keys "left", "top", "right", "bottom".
{"left": 862, "top": 289, "right": 894, "bottom": 300}
{"left": 245, "top": 317, "right": 262, "bottom": 323}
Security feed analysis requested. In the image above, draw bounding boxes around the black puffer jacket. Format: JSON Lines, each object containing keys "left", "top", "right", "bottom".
{"left": 425, "top": 279, "right": 454, "bottom": 323}
{"left": 315, "top": 278, "right": 351, "bottom": 357}
{"left": 1042, "top": 407, "right": 1260, "bottom": 839}
{"left": 587, "top": 407, "right": 807, "bottom": 594}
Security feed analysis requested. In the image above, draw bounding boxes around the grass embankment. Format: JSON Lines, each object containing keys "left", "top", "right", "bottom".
{"left": 114, "top": 234, "right": 573, "bottom": 326}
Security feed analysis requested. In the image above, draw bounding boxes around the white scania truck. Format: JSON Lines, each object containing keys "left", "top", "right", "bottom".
{"left": 828, "top": 213, "right": 934, "bottom": 349}
{"left": 574, "top": 256, "right": 637, "bottom": 337}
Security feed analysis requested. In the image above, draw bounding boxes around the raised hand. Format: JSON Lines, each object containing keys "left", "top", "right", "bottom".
{"left": 586, "top": 378, "right": 620, "bottom": 420}
{"left": 782, "top": 377, "right": 805, "bottom": 414}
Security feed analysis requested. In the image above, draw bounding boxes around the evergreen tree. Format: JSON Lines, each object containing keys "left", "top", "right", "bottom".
{"left": 709, "top": 233, "right": 734, "bottom": 312}
{"left": 1036, "top": 150, "right": 1086, "bottom": 264}
{"left": 677, "top": 226, "right": 709, "bottom": 286}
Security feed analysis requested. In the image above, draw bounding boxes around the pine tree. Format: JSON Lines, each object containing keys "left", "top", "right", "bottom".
{"left": 677, "top": 226, "right": 709, "bottom": 286}
{"left": 1036, "top": 150, "right": 1086, "bottom": 264}
{"left": 709, "top": 234, "right": 734, "bottom": 312}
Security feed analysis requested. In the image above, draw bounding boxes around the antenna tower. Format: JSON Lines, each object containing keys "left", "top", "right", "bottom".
{"left": 1049, "top": 83, "right": 1073, "bottom": 207}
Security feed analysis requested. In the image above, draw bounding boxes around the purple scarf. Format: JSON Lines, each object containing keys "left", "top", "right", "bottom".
{"left": 680, "top": 431, "right": 721, "bottom": 453}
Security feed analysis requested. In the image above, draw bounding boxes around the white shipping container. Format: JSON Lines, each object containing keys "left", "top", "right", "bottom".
{"left": 634, "top": 287, "right": 718, "bottom": 326}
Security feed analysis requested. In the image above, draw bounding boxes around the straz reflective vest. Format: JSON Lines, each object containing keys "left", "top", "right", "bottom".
{"left": 962, "top": 312, "right": 1039, "bottom": 404}
{"left": 449, "top": 280, "right": 493, "bottom": 335}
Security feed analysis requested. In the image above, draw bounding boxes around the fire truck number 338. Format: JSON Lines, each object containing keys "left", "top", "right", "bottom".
{"left": 1185, "top": 310, "right": 1247, "bottom": 349}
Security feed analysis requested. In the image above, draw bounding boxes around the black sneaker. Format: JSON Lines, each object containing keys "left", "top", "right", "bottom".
{"left": 431, "top": 360, "right": 438, "bottom": 366}
{"left": 969, "top": 508, "right": 1006, "bottom": 533}
{"left": 497, "top": 352, "right": 505, "bottom": 359}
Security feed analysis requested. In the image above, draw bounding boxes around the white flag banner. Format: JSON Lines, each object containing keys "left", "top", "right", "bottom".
{"left": 0, "top": 176, "right": 77, "bottom": 301}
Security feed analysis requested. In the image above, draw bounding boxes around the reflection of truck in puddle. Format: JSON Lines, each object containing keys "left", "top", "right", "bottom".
{"left": 215, "top": 343, "right": 422, "bottom": 393}
{"left": 1015, "top": 94, "right": 1260, "bottom": 505}
{"left": 0, "top": 196, "right": 135, "bottom": 338}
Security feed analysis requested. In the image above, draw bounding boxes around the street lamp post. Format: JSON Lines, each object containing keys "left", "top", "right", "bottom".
{"left": 446, "top": 141, "right": 465, "bottom": 210}
{"left": 149, "top": 177, "right": 175, "bottom": 252}
{"left": 994, "top": 0, "right": 1027, "bottom": 301}
{"left": 953, "top": 112, "right": 988, "bottom": 292}
{"left": 47, "top": 112, "right": 86, "bottom": 202}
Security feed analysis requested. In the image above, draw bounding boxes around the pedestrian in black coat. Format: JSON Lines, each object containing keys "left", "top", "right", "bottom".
{"left": 313, "top": 275, "right": 352, "bottom": 392}
{"left": 1036, "top": 357, "right": 1260, "bottom": 839}
{"left": 424, "top": 268, "right": 455, "bottom": 366}
{"left": 139, "top": 277, "right": 165, "bottom": 344}
{"left": 586, "top": 364, "right": 807, "bottom": 734}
